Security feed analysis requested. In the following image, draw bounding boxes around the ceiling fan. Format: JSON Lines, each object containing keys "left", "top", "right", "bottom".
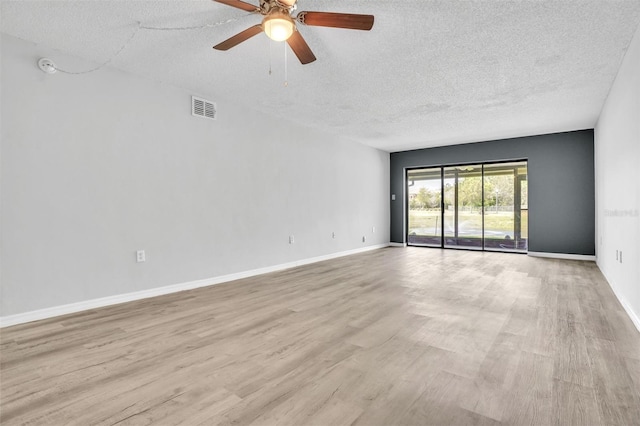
{"left": 212, "top": 0, "right": 374, "bottom": 64}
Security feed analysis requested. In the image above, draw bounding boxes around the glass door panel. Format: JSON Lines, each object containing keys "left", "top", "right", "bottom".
{"left": 520, "top": 176, "right": 528, "bottom": 248}
{"left": 483, "top": 161, "right": 528, "bottom": 252}
{"left": 407, "top": 168, "right": 442, "bottom": 247}
{"left": 443, "top": 165, "right": 483, "bottom": 250}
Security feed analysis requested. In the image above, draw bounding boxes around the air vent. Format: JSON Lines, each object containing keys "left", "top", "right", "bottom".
{"left": 192, "top": 96, "right": 217, "bottom": 120}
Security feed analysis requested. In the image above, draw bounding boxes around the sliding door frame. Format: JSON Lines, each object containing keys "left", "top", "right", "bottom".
{"left": 405, "top": 158, "right": 528, "bottom": 253}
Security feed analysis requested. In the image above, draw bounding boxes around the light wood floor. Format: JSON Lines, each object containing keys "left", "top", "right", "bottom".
{"left": 1, "top": 247, "right": 639, "bottom": 425}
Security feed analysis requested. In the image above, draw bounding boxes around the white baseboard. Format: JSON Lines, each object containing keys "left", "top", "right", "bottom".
{"left": 527, "top": 251, "right": 596, "bottom": 262}
{"left": 389, "top": 242, "right": 406, "bottom": 247}
{"left": 617, "top": 292, "right": 640, "bottom": 333}
{"left": 0, "top": 243, "right": 390, "bottom": 328}
{"left": 598, "top": 266, "right": 640, "bottom": 333}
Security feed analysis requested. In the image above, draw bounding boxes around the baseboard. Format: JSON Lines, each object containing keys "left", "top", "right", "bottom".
{"left": 598, "top": 266, "right": 640, "bottom": 333}
{"left": 527, "top": 251, "right": 596, "bottom": 262}
{"left": 389, "top": 242, "right": 406, "bottom": 247}
{"left": 616, "top": 291, "right": 640, "bottom": 333}
{"left": 0, "top": 243, "right": 390, "bottom": 328}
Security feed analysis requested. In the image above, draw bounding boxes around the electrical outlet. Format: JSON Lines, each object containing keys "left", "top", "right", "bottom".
{"left": 362, "top": 236, "right": 366, "bottom": 243}
{"left": 136, "top": 250, "right": 146, "bottom": 263}
{"left": 332, "top": 232, "right": 335, "bottom": 239}
{"left": 620, "top": 251, "right": 623, "bottom": 263}
{"left": 289, "top": 235, "right": 294, "bottom": 244}
{"left": 372, "top": 226, "right": 375, "bottom": 233}
{"left": 391, "top": 194, "right": 396, "bottom": 201}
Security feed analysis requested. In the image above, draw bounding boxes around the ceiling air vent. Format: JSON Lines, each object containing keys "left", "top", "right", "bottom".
{"left": 192, "top": 96, "right": 217, "bottom": 120}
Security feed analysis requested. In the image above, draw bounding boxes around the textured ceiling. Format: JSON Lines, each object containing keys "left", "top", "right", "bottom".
{"left": 2, "top": 0, "right": 640, "bottom": 151}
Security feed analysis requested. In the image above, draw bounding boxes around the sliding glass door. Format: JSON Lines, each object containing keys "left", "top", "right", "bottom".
{"left": 483, "top": 162, "right": 528, "bottom": 251}
{"left": 406, "top": 161, "right": 528, "bottom": 253}
{"left": 444, "top": 165, "right": 483, "bottom": 249}
{"left": 407, "top": 167, "right": 442, "bottom": 247}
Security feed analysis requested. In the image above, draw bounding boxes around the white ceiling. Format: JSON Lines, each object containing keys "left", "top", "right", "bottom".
{"left": 2, "top": 0, "right": 640, "bottom": 152}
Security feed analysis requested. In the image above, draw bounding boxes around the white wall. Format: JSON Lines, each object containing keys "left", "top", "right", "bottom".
{"left": 595, "top": 23, "right": 640, "bottom": 330}
{"left": 0, "top": 34, "right": 390, "bottom": 319}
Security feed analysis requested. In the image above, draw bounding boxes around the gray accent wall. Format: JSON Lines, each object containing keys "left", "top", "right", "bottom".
{"left": 390, "top": 130, "right": 595, "bottom": 255}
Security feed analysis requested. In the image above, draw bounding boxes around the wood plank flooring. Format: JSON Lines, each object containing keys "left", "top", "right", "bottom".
{"left": 1, "top": 247, "right": 639, "bottom": 425}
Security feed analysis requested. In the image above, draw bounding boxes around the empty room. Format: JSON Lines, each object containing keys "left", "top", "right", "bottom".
{"left": 1, "top": 0, "right": 639, "bottom": 425}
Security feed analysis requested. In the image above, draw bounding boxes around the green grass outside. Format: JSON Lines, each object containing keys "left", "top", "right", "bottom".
{"left": 409, "top": 210, "right": 528, "bottom": 238}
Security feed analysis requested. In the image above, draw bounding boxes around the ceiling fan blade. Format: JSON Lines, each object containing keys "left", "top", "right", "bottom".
{"left": 286, "top": 30, "right": 316, "bottom": 64}
{"left": 212, "top": 0, "right": 259, "bottom": 13}
{"left": 213, "top": 25, "right": 263, "bottom": 51}
{"left": 297, "top": 11, "right": 374, "bottom": 31}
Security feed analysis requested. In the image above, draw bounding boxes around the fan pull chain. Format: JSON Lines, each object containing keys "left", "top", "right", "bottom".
{"left": 284, "top": 41, "right": 288, "bottom": 87}
{"left": 268, "top": 39, "right": 273, "bottom": 76}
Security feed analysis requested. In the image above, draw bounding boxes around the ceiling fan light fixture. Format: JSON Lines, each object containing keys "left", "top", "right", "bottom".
{"left": 263, "top": 12, "right": 295, "bottom": 41}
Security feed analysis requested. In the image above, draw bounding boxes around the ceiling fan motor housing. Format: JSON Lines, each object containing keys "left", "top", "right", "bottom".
{"left": 260, "top": 0, "right": 295, "bottom": 15}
